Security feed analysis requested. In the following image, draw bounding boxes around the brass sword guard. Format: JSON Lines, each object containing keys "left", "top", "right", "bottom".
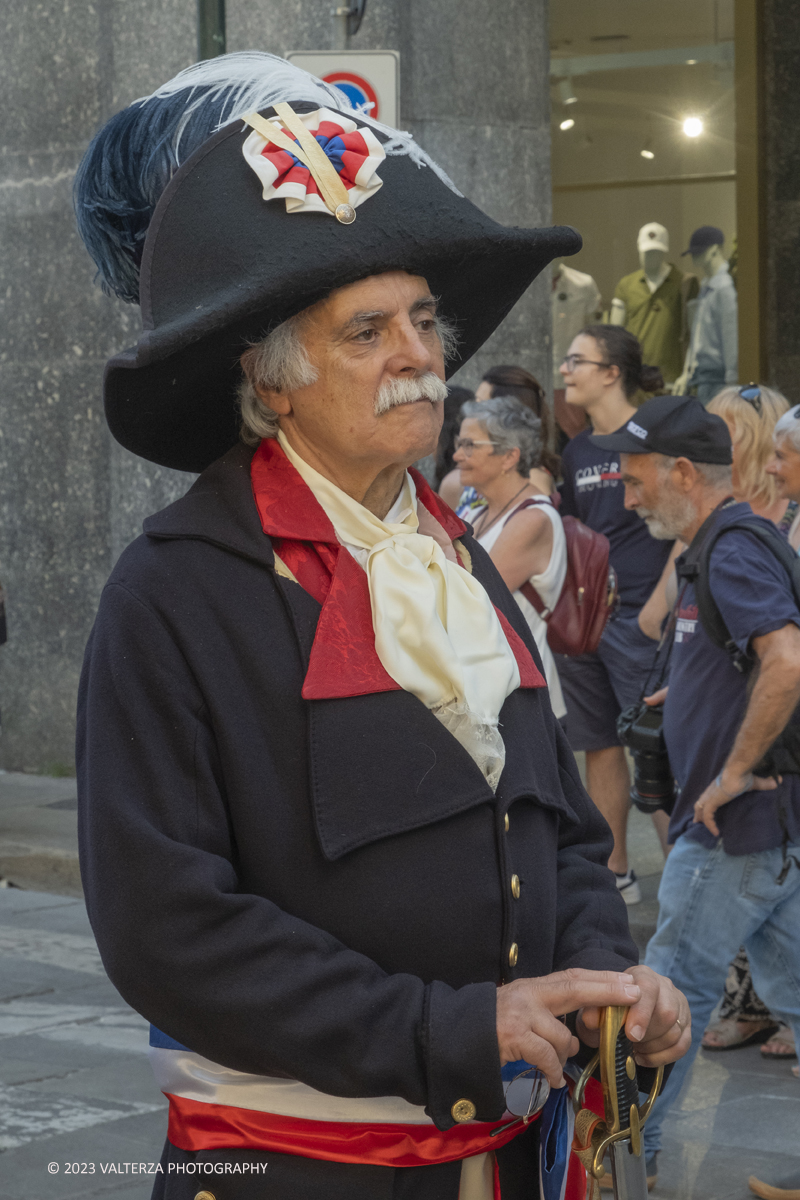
{"left": 572, "top": 1006, "right": 664, "bottom": 1181}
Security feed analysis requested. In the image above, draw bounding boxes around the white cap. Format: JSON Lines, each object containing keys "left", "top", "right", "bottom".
{"left": 637, "top": 222, "right": 669, "bottom": 253}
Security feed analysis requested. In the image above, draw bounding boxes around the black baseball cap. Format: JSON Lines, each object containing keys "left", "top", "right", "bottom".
{"left": 681, "top": 225, "right": 724, "bottom": 256}
{"left": 589, "top": 395, "right": 733, "bottom": 464}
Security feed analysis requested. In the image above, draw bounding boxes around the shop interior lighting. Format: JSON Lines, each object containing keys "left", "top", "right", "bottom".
{"left": 559, "top": 118, "right": 575, "bottom": 131}
{"left": 686, "top": 58, "right": 698, "bottom": 65}
{"left": 558, "top": 78, "right": 578, "bottom": 105}
{"left": 640, "top": 147, "right": 655, "bottom": 159}
{"left": 683, "top": 116, "right": 704, "bottom": 137}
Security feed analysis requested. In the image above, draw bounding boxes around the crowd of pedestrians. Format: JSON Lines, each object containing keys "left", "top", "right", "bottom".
{"left": 439, "top": 336, "right": 800, "bottom": 1198}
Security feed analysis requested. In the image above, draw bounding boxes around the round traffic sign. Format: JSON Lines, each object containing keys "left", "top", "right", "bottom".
{"left": 322, "top": 71, "right": 380, "bottom": 120}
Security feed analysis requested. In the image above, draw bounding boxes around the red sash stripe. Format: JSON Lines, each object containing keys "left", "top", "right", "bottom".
{"left": 166, "top": 1093, "right": 530, "bottom": 1167}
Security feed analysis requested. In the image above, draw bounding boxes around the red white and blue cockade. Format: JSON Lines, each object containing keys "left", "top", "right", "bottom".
{"left": 242, "top": 106, "right": 385, "bottom": 216}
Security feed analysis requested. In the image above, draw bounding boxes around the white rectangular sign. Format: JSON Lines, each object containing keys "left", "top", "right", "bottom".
{"left": 287, "top": 50, "right": 399, "bottom": 128}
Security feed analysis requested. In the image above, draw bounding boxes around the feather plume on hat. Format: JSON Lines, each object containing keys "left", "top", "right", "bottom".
{"left": 74, "top": 51, "right": 459, "bottom": 305}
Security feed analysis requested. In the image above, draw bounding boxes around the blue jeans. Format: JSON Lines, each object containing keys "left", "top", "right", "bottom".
{"left": 643, "top": 835, "right": 800, "bottom": 1158}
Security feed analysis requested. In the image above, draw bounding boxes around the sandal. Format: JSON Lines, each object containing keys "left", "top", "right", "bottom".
{"left": 760, "top": 1024, "right": 797, "bottom": 1059}
{"left": 702, "top": 1017, "right": 778, "bottom": 1051}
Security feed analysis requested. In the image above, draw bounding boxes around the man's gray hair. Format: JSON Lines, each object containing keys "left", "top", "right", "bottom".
{"left": 774, "top": 404, "right": 800, "bottom": 453}
{"left": 460, "top": 395, "right": 543, "bottom": 475}
{"left": 238, "top": 309, "right": 460, "bottom": 445}
{"left": 656, "top": 454, "right": 732, "bottom": 488}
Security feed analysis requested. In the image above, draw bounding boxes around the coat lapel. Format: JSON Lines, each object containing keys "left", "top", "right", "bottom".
{"left": 250, "top": 437, "right": 544, "bottom": 700}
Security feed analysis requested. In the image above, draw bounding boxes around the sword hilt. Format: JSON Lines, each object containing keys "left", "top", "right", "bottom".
{"left": 571, "top": 1006, "right": 664, "bottom": 1182}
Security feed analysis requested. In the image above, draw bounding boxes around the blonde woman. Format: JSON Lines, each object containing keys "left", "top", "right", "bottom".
{"left": 708, "top": 384, "right": 790, "bottom": 521}
{"left": 702, "top": 384, "right": 797, "bottom": 1066}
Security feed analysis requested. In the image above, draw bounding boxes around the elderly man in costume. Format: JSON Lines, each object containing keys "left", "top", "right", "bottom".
{"left": 75, "top": 54, "right": 688, "bottom": 1200}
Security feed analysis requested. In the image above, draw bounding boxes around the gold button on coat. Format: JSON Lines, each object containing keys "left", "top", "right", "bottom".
{"left": 451, "top": 1098, "right": 477, "bottom": 1123}
{"left": 504, "top": 813, "right": 510, "bottom": 832}
{"left": 511, "top": 874, "right": 520, "bottom": 899}
{"left": 194, "top": 1192, "right": 217, "bottom": 1200}
{"left": 508, "top": 942, "right": 519, "bottom": 967}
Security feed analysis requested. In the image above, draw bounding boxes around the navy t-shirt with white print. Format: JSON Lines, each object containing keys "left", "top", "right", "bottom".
{"left": 559, "top": 428, "right": 672, "bottom": 614}
{"left": 664, "top": 502, "right": 800, "bottom": 855}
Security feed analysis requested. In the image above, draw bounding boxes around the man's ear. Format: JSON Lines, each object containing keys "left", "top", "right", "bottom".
{"left": 672, "top": 457, "right": 700, "bottom": 492}
{"left": 255, "top": 380, "right": 292, "bottom": 417}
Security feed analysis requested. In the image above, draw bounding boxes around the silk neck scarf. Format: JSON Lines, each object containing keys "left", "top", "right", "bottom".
{"left": 277, "top": 432, "right": 520, "bottom": 790}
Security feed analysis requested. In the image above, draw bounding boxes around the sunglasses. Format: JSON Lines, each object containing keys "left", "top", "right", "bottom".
{"left": 738, "top": 383, "right": 762, "bottom": 415}
{"left": 489, "top": 1065, "right": 550, "bottom": 1137}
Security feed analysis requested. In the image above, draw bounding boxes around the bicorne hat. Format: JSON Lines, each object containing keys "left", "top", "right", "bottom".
{"left": 75, "top": 53, "right": 581, "bottom": 473}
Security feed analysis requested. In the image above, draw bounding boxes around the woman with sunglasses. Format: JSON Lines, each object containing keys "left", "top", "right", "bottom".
{"left": 452, "top": 395, "right": 567, "bottom": 719}
{"left": 556, "top": 325, "right": 679, "bottom": 902}
{"left": 708, "top": 384, "right": 791, "bottom": 525}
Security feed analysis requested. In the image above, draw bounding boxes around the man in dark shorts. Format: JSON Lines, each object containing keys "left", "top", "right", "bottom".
{"left": 557, "top": 327, "right": 677, "bottom": 902}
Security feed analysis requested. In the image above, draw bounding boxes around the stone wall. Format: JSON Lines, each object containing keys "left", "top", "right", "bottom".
{"left": 0, "top": 3, "right": 196, "bottom": 772}
{"left": 0, "top": 0, "right": 552, "bottom": 772}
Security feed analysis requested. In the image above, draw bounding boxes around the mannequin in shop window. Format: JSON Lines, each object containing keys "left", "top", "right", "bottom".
{"left": 551, "top": 262, "right": 602, "bottom": 443}
{"left": 674, "top": 225, "right": 738, "bottom": 405}
{"left": 610, "top": 222, "right": 698, "bottom": 390}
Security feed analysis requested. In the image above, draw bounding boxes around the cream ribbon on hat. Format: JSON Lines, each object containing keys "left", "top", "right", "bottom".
{"left": 277, "top": 432, "right": 520, "bottom": 790}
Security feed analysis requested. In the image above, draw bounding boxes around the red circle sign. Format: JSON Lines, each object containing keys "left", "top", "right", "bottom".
{"left": 321, "top": 71, "right": 380, "bottom": 121}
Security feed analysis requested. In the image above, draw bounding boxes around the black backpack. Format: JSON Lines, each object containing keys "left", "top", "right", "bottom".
{"left": 693, "top": 514, "right": 800, "bottom": 776}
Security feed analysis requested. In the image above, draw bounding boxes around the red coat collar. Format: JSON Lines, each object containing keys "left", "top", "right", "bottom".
{"left": 250, "top": 435, "right": 467, "bottom": 545}
{"left": 250, "top": 438, "right": 544, "bottom": 700}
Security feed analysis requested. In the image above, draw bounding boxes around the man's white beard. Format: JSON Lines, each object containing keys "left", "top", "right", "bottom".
{"left": 373, "top": 372, "right": 448, "bottom": 416}
{"left": 636, "top": 488, "right": 697, "bottom": 541}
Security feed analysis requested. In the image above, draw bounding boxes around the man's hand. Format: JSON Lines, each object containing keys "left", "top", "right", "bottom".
{"left": 691, "top": 623, "right": 800, "bottom": 836}
{"left": 496, "top": 969, "right": 644, "bottom": 1087}
{"left": 577, "top": 965, "right": 691, "bottom": 1067}
{"left": 643, "top": 686, "right": 668, "bottom": 707}
{"left": 692, "top": 770, "right": 778, "bottom": 836}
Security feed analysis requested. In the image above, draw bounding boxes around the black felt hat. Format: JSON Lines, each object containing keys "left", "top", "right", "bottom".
{"left": 102, "top": 101, "right": 580, "bottom": 472}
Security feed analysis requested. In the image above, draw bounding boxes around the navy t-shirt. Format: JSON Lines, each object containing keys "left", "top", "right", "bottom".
{"left": 664, "top": 503, "right": 800, "bottom": 854}
{"left": 559, "top": 428, "right": 672, "bottom": 615}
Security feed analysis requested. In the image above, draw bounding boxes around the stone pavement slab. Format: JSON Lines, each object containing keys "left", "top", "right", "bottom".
{"left": 0, "top": 774, "right": 80, "bottom": 897}
{"left": 0, "top": 889, "right": 165, "bottom": 1200}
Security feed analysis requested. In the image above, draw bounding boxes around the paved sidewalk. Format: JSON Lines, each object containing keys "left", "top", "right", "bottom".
{"left": 0, "top": 773, "right": 81, "bottom": 897}
{"left": 0, "top": 888, "right": 165, "bottom": 1200}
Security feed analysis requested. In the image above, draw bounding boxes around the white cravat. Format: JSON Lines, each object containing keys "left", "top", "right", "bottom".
{"left": 277, "top": 433, "right": 520, "bottom": 789}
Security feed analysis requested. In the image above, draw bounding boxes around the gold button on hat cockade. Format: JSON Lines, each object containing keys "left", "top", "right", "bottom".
{"left": 451, "top": 1098, "right": 477, "bottom": 1123}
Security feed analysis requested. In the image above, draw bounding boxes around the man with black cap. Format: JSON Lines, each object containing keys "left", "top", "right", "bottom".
{"left": 674, "top": 225, "right": 738, "bottom": 404}
{"left": 592, "top": 395, "right": 800, "bottom": 1186}
{"left": 74, "top": 53, "right": 688, "bottom": 1200}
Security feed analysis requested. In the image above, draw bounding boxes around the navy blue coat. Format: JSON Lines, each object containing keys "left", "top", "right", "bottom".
{"left": 76, "top": 442, "right": 637, "bottom": 1199}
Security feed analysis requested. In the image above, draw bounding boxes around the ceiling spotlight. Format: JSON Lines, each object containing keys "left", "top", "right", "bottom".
{"left": 560, "top": 118, "right": 575, "bottom": 131}
{"left": 683, "top": 116, "right": 704, "bottom": 137}
{"left": 558, "top": 78, "right": 578, "bottom": 106}
{"left": 641, "top": 148, "right": 655, "bottom": 159}
{"left": 686, "top": 58, "right": 698, "bottom": 65}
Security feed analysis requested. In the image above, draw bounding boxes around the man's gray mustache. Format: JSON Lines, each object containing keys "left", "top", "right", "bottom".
{"left": 374, "top": 372, "right": 448, "bottom": 416}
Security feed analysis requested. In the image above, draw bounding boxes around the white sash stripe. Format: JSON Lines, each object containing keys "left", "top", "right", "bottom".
{"left": 149, "top": 1047, "right": 435, "bottom": 1125}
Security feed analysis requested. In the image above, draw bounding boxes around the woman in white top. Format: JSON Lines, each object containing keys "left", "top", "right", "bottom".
{"left": 453, "top": 396, "right": 567, "bottom": 718}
